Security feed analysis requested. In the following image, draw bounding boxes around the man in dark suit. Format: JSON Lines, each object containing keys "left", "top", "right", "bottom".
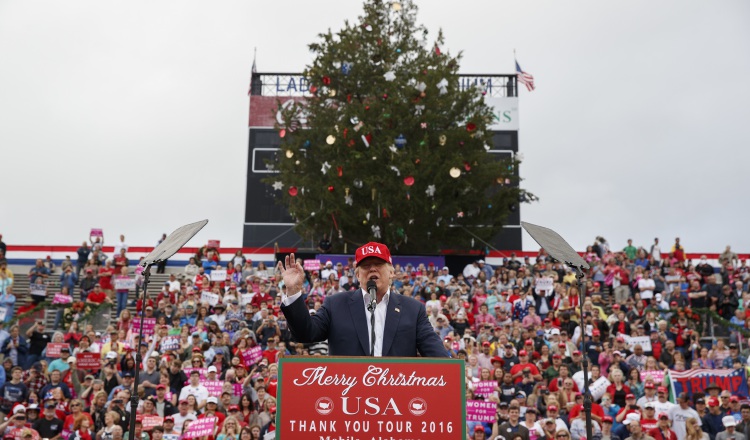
{"left": 278, "top": 242, "right": 448, "bottom": 357}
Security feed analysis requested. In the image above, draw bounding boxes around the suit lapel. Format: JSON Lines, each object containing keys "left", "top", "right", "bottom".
{"left": 348, "top": 289, "right": 371, "bottom": 355}
{"left": 381, "top": 291, "right": 401, "bottom": 356}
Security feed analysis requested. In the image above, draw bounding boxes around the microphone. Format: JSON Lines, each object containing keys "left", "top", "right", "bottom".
{"left": 366, "top": 280, "right": 377, "bottom": 312}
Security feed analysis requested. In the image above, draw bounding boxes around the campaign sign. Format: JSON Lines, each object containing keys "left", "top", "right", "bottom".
{"left": 202, "top": 380, "right": 224, "bottom": 396}
{"left": 467, "top": 400, "right": 497, "bottom": 422}
{"left": 53, "top": 293, "right": 73, "bottom": 304}
{"left": 304, "top": 259, "right": 321, "bottom": 271}
{"left": 114, "top": 277, "right": 136, "bottom": 290}
{"left": 132, "top": 318, "right": 156, "bottom": 336}
{"left": 669, "top": 368, "right": 748, "bottom": 399}
{"left": 473, "top": 381, "right": 496, "bottom": 398}
{"left": 0, "top": 308, "right": 6, "bottom": 321}
{"left": 183, "top": 416, "right": 218, "bottom": 439}
{"left": 76, "top": 352, "right": 101, "bottom": 370}
{"left": 201, "top": 292, "right": 220, "bottom": 306}
{"left": 141, "top": 415, "right": 163, "bottom": 431}
{"left": 29, "top": 284, "right": 47, "bottom": 297}
{"left": 277, "top": 357, "right": 465, "bottom": 440}
{"left": 534, "top": 277, "right": 554, "bottom": 293}
{"left": 241, "top": 293, "right": 253, "bottom": 306}
{"left": 46, "top": 343, "right": 68, "bottom": 358}
{"left": 589, "top": 377, "right": 612, "bottom": 401}
{"left": 620, "top": 334, "right": 652, "bottom": 352}
{"left": 241, "top": 347, "right": 263, "bottom": 366}
{"left": 90, "top": 228, "right": 104, "bottom": 238}
{"left": 183, "top": 367, "right": 207, "bottom": 380}
{"left": 642, "top": 370, "right": 666, "bottom": 386}
{"left": 161, "top": 335, "right": 181, "bottom": 352}
{"left": 210, "top": 270, "right": 227, "bottom": 282}
{"left": 207, "top": 240, "right": 221, "bottom": 249}
{"left": 233, "top": 383, "right": 244, "bottom": 396}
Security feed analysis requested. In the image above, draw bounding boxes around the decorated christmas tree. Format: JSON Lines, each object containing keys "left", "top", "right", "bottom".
{"left": 266, "top": 0, "right": 533, "bottom": 253}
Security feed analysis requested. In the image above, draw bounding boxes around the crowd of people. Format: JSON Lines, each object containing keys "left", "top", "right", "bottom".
{"left": 0, "top": 234, "right": 748, "bottom": 440}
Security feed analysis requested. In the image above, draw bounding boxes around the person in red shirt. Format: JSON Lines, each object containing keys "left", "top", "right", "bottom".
{"left": 262, "top": 339, "right": 279, "bottom": 364}
{"left": 97, "top": 261, "right": 115, "bottom": 295}
{"left": 568, "top": 398, "right": 604, "bottom": 425}
{"left": 85, "top": 288, "right": 111, "bottom": 306}
{"left": 197, "top": 396, "right": 226, "bottom": 432}
{"left": 615, "top": 394, "right": 640, "bottom": 424}
{"left": 509, "top": 350, "right": 542, "bottom": 384}
{"left": 649, "top": 412, "right": 678, "bottom": 440}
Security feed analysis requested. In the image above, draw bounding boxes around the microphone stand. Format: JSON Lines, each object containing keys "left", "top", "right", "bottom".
{"left": 128, "top": 264, "right": 152, "bottom": 440}
{"left": 569, "top": 262, "right": 593, "bottom": 440}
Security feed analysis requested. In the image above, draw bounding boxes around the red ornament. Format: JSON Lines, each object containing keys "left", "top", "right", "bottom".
{"left": 464, "top": 162, "right": 471, "bottom": 171}
{"left": 310, "top": 85, "right": 318, "bottom": 94}
{"left": 337, "top": 166, "right": 343, "bottom": 177}
{"left": 382, "top": 208, "right": 389, "bottom": 218}
{"left": 403, "top": 176, "right": 415, "bottom": 186}
{"left": 364, "top": 133, "right": 373, "bottom": 145}
{"left": 435, "top": 45, "right": 441, "bottom": 56}
{"left": 365, "top": 105, "right": 370, "bottom": 111}
{"left": 466, "top": 122, "right": 477, "bottom": 132}
{"left": 348, "top": 139, "right": 356, "bottom": 147}
{"left": 279, "top": 129, "right": 286, "bottom": 138}
{"left": 382, "top": 94, "right": 388, "bottom": 100}
{"left": 347, "top": 94, "right": 352, "bottom": 103}
{"left": 343, "top": 128, "right": 348, "bottom": 139}
{"left": 328, "top": 186, "right": 335, "bottom": 192}
{"left": 322, "top": 76, "right": 331, "bottom": 85}
{"left": 288, "top": 187, "right": 298, "bottom": 197}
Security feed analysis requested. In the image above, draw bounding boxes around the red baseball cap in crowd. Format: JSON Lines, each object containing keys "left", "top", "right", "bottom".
{"left": 548, "top": 405, "right": 558, "bottom": 412}
{"left": 355, "top": 242, "right": 392, "bottom": 266}
{"left": 658, "top": 413, "right": 669, "bottom": 420}
{"left": 616, "top": 336, "right": 625, "bottom": 342}
{"left": 525, "top": 339, "right": 534, "bottom": 346}
{"left": 474, "top": 426, "right": 485, "bottom": 433}
{"left": 708, "top": 398, "right": 720, "bottom": 407}
{"left": 626, "top": 394, "right": 635, "bottom": 400}
{"left": 572, "top": 350, "right": 581, "bottom": 356}
{"left": 612, "top": 304, "right": 620, "bottom": 309}
{"left": 552, "top": 354, "right": 561, "bottom": 359}
{"left": 592, "top": 329, "right": 601, "bottom": 336}
{"left": 482, "top": 341, "right": 490, "bottom": 347}
{"left": 491, "top": 356, "right": 504, "bottom": 364}
{"left": 645, "top": 383, "right": 655, "bottom": 389}
{"left": 603, "top": 416, "right": 613, "bottom": 423}
{"left": 518, "top": 350, "right": 528, "bottom": 356}
{"left": 731, "top": 396, "right": 740, "bottom": 403}
{"left": 463, "top": 302, "right": 470, "bottom": 308}
{"left": 543, "top": 318, "right": 551, "bottom": 323}
{"left": 658, "top": 386, "right": 668, "bottom": 393}
{"left": 156, "top": 384, "right": 166, "bottom": 390}
{"left": 228, "top": 405, "right": 239, "bottom": 411}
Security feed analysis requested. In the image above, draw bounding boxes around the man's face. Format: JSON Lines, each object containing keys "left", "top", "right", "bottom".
{"left": 355, "top": 258, "right": 394, "bottom": 294}
{"left": 164, "top": 421, "right": 174, "bottom": 431}
{"left": 741, "top": 408, "right": 750, "bottom": 421}
{"left": 509, "top": 408, "right": 519, "bottom": 422}
{"left": 190, "top": 373, "right": 200, "bottom": 385}
{"left": 179, "top": 402, "right": 189, "bottom": 414}
{"left": 152, "top": 432, "right": 163, "bottom": 440}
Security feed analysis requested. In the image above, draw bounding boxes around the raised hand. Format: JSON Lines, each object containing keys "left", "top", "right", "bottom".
{"left": 276, "top": 253, "right": 305, "bottom": 295}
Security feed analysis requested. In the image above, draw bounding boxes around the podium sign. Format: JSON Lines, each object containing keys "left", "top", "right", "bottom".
{"left": 277, "top": 357, "right": 465, "bottom": 440}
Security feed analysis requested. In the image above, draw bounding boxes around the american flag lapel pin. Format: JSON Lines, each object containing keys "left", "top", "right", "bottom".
{"left": 395, "top": 307, "right": 400, "bottom": 313}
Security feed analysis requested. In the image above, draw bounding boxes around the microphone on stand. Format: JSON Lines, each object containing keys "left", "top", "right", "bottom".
{"left": 366, "top": 280, "right": 378, "bottom": 312}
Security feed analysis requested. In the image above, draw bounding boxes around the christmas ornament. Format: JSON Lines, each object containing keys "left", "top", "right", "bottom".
{"left": 420, "top": 122, "right": 427, "bottom": 129}
{"left": 354, "top": 121, "right": 364, "bottom": 131}
{"left": 395, "top": 134, "right": 407, "bottom": 148}
{"left": 372, "top": 225, "right": 381, "bottom": 239}
{"left": 449, "top": 167, "right": 461, "bottom": 178}
{"left": 321, "top": 162, "right": 331, "bottom": 174}
{"left": 328, "top": 185, "right": 335, "bottom": 192}
{"left": 353, "top": 179, "right": 363, "bottom": 189}
{"left": 439, "top": 134, "right": 447, "bottom": 146}
{"left": 350, "top": 116, "right": 359, "bottom": 125}
{"left": 345, "top": 194, "right": 353, "bottom": 206}
{"left": 322, "top": 76, "right": 331, "bottom": 85}
{"left": 425, "top": 185, "right": 436, "bottom": 197}
{"left": 337, "top": 166, "right": 343, "bottom": 177}
{"left": 285, "top": 150, "right": 294, "bottom": 158}
{"left": 288, "top": 187, "right": 298, "bottom": 196}
{"left": 392, "top": 1, "right": 402, "bottom": 11}
{"left": 457, "top": 211, "right": 464, "bottom": 218}
{"left": 362, "top": 133, "right": 372, "bottom": 147}
{"left": 310, "top": 85, "right": 318, "bottom": 94}
{"left": 382, "top": 94, "right": 388, "bottom": 100}
{"left": 384, "top": 71, "right": 396, "bottom": 81}
{"left": 303, "top": 140, "right": 311, "bottom": 148}
{"left": 382, "top": 208, "right": 389, "bottom": 218}
{"left": 415, "top": 82, "right": 426, "bottom": 92}
{"left": 364, "top": 25, "right": 373, "bottom": 32}
{"left": 329, "top": 89, "right": 336, "bottom": 97}
{"left": 414, "top": 105, "right": 424, "bottom": 116}
{"left": 466, "top": 122, "right": 477, "bottom": 132}
{"left": 343, "top": 128, "right": 348, "bottom": 139}
{"left": 341, "top": 62, "right": 352, "bottom": 75}
{"left": 295, "top": 160, "right": 300, "bottom": 165}
{"left": 434, "top": 45, "right": 441, "bottom": 56}
{"left": 406, "top": 191, "right": 410, "bottom": 200}
{"left": 403, "top": 176, "right": 415, "bottom": 186}
{"left": 326, "top": 135, "right": 336, "bottom": 145}
{"left": 366, "top": 212, "right": 371, "bottom": 221}
{"left": 279, "top": 129, "right": 286, "bottom": 138}
{"left": 516, "top": 152, "right": 525, "bottom": 161}
{"left": 436, "top": 78, "right": 448, "bottom": 95}
{"left": 464, "top": 161, "right": 471, "bottom": 171}
{"left": 390, "top": 166, "right": 401, "bottom": 176}
{"left": 389, "top": 145, "right": 398, "bottom": 153}
{"left": 272, "top": 181, "right": 283, "bottom": 191}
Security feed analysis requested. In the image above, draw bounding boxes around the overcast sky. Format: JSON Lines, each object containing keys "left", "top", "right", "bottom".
{"left": 1, "top": 0, "right": 749, "bottom": 254}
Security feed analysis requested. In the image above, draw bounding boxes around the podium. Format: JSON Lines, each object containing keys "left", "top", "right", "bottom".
{"left": 276, "top": 356, "right": 466, "bottom": 439}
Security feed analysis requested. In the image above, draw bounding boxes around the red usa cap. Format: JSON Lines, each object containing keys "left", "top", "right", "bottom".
{"left": 355, "top": 242, "right": 392, "bottom": 265}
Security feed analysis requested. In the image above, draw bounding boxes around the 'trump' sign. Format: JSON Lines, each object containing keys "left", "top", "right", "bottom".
{"left": 669, "top": 368, "right": 748, "bottom": 399}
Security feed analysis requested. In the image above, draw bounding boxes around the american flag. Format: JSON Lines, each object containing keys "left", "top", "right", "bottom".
{"left": 248, "top": 48, "right": 257, "bottom": 96}
{"left": 515, "top": 60, "right": 535, "bottom": 92}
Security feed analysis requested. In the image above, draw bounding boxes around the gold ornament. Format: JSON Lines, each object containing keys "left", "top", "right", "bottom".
{"left": 326, "top": 135, "right": 336, "bottom": 145}
{"left": 449, "top": 167, "right": 461, "bottom": 178}
{"left": 392, "top": 1, "right": 402, "bottom": 11}
{"left": 345, "top": 187, "right": 350, "bottom": 196}
{"left": 285, "top": 150, "right": 294, "bottom": 158}
{"left": 439, "top": 135, "right": 447, "bottom": 146}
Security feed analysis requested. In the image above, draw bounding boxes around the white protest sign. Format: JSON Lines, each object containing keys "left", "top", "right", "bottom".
{"left": 29, "top": 284, "right": 47, "bottom": 297}
{"left": 114, "top": 277, "right": 136, "bottom": 290}
{"left": 535, "top": 277, "right": 554, "bottom": 293}
{"left": 200, "top": 292, "right": 220, "bottom": 306}
{"left": 620, "top": 334, "right": 652, "bottom": 352}
{"left": 241, "top": 293, "right": 253, "bottom": 306}
{"left": 210, "top": 270, "right": 227, "bottom": 281}
{"left": 589, "top": 377, "right": 612, "bottom": 401}
{"left": 0, "top": 308, "right": 6, "bottom": 321}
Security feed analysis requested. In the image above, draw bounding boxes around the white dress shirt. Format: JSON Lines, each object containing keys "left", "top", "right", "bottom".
{"left": 282, "top": 289, "right": 390, "bottom": 356}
